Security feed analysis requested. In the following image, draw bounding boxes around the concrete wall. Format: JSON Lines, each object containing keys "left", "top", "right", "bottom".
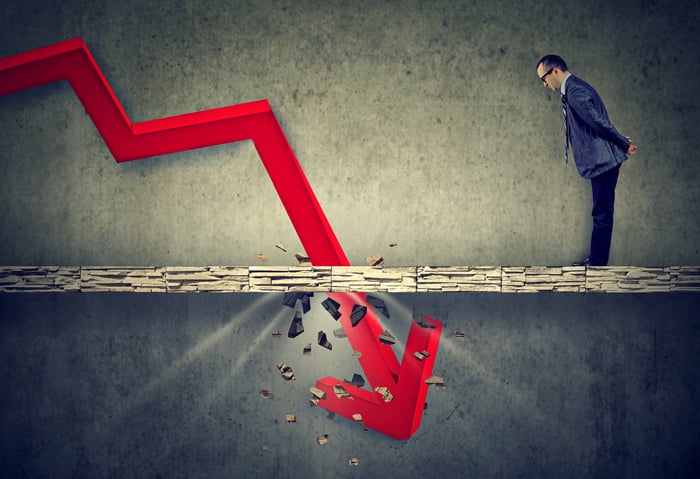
{"left": 2, "top": 2, "right": 700, "bottom": 478}
{"left": 1, "top": 0, "right": 699, "bottom": 267}
{"left": 1, "top": 292, "right": 699, "bottom": 478}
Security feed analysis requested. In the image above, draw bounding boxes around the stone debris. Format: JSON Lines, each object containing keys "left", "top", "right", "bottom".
{"left": 365, "top": 255, "right": 384, "bottom": 267}
{"left": 285, "top": 414, "right": 297, "bottom": 423}
{"left": 413, "top": 350, "right": 430, "bottom": 361}
{"left": 309, "top": 386, "right": 326, "bottom": 401}
{"left": 333, "top": 328, "right": 346, "bottom": 338}
{"left": 389, "top": 242, "right": 397, "bottom": 247}
{"left": 351, "top": 413, "right": 367, "bottom": 430}
{"left": 303, "top": 343, "right": 312, "bottom": 356}
{"left": 350, "top": 304, "right": 367, "bottom": 327}
{"left": 413, "top": 311, "right": 436, "bottom": 329}
{"left": 259, "top": 389, "right": 273, "bottom": 399}
{"left": 317, "top": 434, "right": 329, "bottom": 445}
{"left": 343, "top": 374, "right": 365, "bottom": 389}
{"left": 333, "top": 384, "right": 353, "bottom": 399}
{"left": 282, "top": 292, "right": 313, "bottom": 313}
{"left": 321, "top": 297, "right": 342, "bottom": 320}
{"left": 425, "top": 375, "right": 445, "bottom": 387}
{"left": 261, "top": 444, "right": 269, "bottom": 451}
{"left": 348, "top": 458, "right": 360, "bottom": 466}
{"left": 366, "top": 294, "right": 390, "bottom": 318}
{"left": 378, "top": 330, "right": 396, "bottom": 345}
{"left": 275, "top": 243, "right": 287, "bottom": 252}
{"left": 352, "top": 350, "right": 362, "bottom": 358}
{"left": 256, "top": 253, "right": 268, "bottom": 262}
{"left": 317, "top": 331, "right": 332, "bottom": 351}
{"left": 374, "top": 386, "right": 394, "bottom": 403}
{"left": 272, "top": 330, "right": 282, "bottom": 339}
{"left": 295, "top": 253, "right": 311, "bottom": 266}
{"left": 454, "top": 330, "right": 465, "bottom": 339}
{"left": 287, "top": 311, "right": 304, "bottom": 338}
{"left": 277, "top": 362, "right": 295, "bottom": 381}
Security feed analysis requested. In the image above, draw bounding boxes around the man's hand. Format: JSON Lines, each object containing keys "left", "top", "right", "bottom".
{"left": 626, "top": 136, "right": 638, "bottom": 155}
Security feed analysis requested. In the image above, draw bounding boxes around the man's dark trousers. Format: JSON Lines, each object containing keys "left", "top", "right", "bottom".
{"left": 589, "top": 165, "right": 620, "bottom": 266}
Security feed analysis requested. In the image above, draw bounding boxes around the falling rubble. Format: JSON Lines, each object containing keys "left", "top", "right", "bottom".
{"left": 366, "top": 295, "right": 390, "bottom": 318}
{"left": 282, "top": 291, "right": 313, "bottom": 314}
{"left": 321, "top": 297, "right": 341, "bottom": 320}
{"left": 350, "top": 304, "right": 367, "bottom": 327}
{"left": 317, "top": 331, "right": 332, "bottom": 350}
{"left": 378, "top": 330, "right": 396, "bottom": 345}
{"left": 333, "top": 384, "right": 352, "bottom": 399}
{"left": 374, "top": 386, "right": 394, "bottom": 403}
{"left": 259, "top": 389, "right": 273, "bottom": 399}
{"left": 276, "top": 362, "right": 295, "bottom": 381}
{"left": 287, "top": 311, "right": 304, "bottom": 338}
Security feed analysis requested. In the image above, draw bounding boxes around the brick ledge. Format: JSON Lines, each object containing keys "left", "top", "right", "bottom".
{"left": 1, "top": 266, "right": 698, "bottom": 293}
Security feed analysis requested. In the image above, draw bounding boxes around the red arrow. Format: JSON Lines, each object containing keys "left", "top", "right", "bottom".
{"left": 316, "top": 292, "right": 442, "bottom": 440}
{"left": 0, "top": 38, "right": 442, "bottom": 440}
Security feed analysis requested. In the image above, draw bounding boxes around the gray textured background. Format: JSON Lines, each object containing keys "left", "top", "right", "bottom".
{"left": 1, "top": 1, "right": 700, "bottom": 478}
{"left": 1, "top": 292, "right": 699, "bottom": 478}
{"left": 1, "top": 0, "right": 699, "bottom": 267}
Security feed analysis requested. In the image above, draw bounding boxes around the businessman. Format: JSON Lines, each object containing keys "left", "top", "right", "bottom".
{"left": 536, "top": 55, "right": 637, "bottom": 266}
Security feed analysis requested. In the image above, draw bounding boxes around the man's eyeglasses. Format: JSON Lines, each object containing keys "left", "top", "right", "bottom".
{"left": 540, "top": 67, "right": 554, "bottom": 83}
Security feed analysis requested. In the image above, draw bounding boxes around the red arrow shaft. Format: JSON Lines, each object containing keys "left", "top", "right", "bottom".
{"left": 1, "top": 38, "right": 442, "bottom": 440}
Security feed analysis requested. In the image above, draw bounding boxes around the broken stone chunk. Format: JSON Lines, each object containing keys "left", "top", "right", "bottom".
{"left": 389, "top": 242, "right": 397, "bottom": 247}
{"left": 295, "top": 253, "right": 311, "bottom": 266}
{"left": 350, "top": 304, "right": 367, "bottom": 327}
{"left": 365, "top": 255, "right": 384, "bottom": 266}
{"left": 309, "top": 386, "right": 326, "bottom": 400}
{"left": 261, "top": 444, "right": 269, "bottom": 451}
{"left": 346, "top": 373, "right": 365, "bottom": 388}
{"left": 277, "top": 362, "right": 295, "bottom": 381}
{"left": 366, "top": 295, "right": 390, "bottom": 318}
{"left": 303, "top": 343, "right": 312, "bottom": 356}
{"left": 259, "top": 389, "right": 273, "bottom": 399}
{"left": 285, "top": 414, "right": 297, "bottom": 423}
{"left": 425, "top": 375, "right": 445, "bottom": 387}
{"left": 348, "top": 457, "right": 360, "bottom": 466}
{"left": 352, "top": 350, "right": 361, "bottom": 358}
{"left": 413, "top": 311, "right": 436, "bottom": 329}
{"left": 333, "top": 328, "right": 346, "bottom": 338}
{"left": 287, "top": 311, "right": 304, "bottom": 338}
{"left": 317, "top": 434, "right": 329, "bottom": 445}
{"left": 283, "top": 292, "right": 313, "bottom": 313}
{"left": 378, "top": 330, "right": 396, "bottom": 345}
{"left": 256, "top": 253, "right": 268, "bottom": 262}
{"left": 309, "top": 397, "right": 320, "bottom": 407}
{"left": 275, "top": 243, "right": 287, "bottom": 252}
{"left": 322, "top": 297, "right": 342, "bottom": 320}
{"left": 374, "top": 386, "right": 394, "bottom": 403}
{"left": 351, "top": 413, "right": 368, "bottom": 430}
{"left": 333, "top": 384, "right": 353, "bottom": 399}
{"left": 454, "top": 330, "right": 465, "bottom": 339}
{"left": 414, "top": 350, "right": 431, "bottom": 361}
{"left": 317, "top": 331, "right": 332, "bottom": 351}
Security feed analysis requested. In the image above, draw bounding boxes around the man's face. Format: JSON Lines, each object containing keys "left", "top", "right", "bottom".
{"left": 537, "top": 64, "right": 560, "bottom": 91}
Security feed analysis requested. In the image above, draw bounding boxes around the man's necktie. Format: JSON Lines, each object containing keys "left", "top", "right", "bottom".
{"left": 561, "top": 94, "right": 570, "bottom": 164}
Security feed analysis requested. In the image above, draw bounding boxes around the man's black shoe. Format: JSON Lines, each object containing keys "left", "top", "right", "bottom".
{"left": 572, "top": 257, "right": 591, "bottom": 266}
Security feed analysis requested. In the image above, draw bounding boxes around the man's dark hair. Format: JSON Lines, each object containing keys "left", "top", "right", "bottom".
{"left": 537, "top": 54, "right": 568, "bottom": 72}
